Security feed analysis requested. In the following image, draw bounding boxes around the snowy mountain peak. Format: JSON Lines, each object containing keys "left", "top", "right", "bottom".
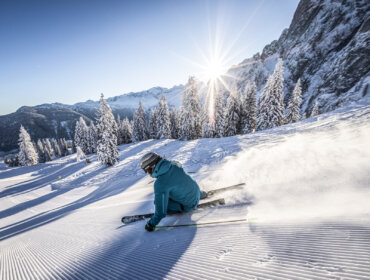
{"left": 72, "top": 84, "right": 184, "bottom": 112}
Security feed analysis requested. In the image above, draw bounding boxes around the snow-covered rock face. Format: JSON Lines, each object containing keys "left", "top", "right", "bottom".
{"left": 226, "top": 0, "right": 369, "bottom": 115}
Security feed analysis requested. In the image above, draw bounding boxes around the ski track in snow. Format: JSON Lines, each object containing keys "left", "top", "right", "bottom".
{"left": 0, "top": 101, "right": 370, "bottom": 279}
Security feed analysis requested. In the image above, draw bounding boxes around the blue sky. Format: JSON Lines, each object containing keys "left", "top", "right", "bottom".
{"left": 0, "top": 0, "right": 299, "bottom": 115}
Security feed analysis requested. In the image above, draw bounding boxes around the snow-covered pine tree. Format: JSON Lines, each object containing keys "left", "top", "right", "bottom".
{"left": 43, "top": 139, "right": 53, "bottom": 162}
{"left": 178, "top": 106, "right": 188, "bottom": 140}
{"left": 4, "top": 154, "right": 19, "bottom": 167}
{"left": 76, "top": 146, "right": 85, "bottom": 162}
{"left": 285, "top": 79, "right": 302, "bottom": 124}
{"left": 116, "top": 115, "right": 122, "bottom": 145}
{"left": 87, "top": 122, "right": 97, "bottom": 154}
{"left": 18, "top": 125, "right": 38, "bottom": 166}
{"left": 58, "top": 138, "right": 68, "bottom": 157}
{"left": 53, "top": 139, "right": 61, "bottom": 157}
{"left": 202, "top": 90, "right": 216, "bottom": 138}
{"left": 49, "top": 139, "right": 56, "bottom": 158}
{"left": 224, "top": 89, "right": 240, "bottom": 137}
{"left": 96, "top": 93, "right": 119, "bottom": 166}
{"left": 169, "top": 108, "right": 179, "bottom": 139}
{"left": 238, "top": 85, "right": 247, "bottom": 134}
{"left": 32, "top": 141, "right": 37, "bottom": 153}
{"left": 243, "top": 81, "right": 257, "bottom": 133}
{"left": 311, "top": 101, "right": 319, "bottom": 117}
{"left": 148, "top": 108, "right": 158, "bottom": 139}
{"left": 36, "top": 139, "right": 46, "bottom": 163}
{"left": 202, "top": 113, "right": 216, "bottom": 138}
{"left": 257, "top": 58, "right": 285, "bottom": 131}
{"left": 132, "top": 101, "right": 149, "bottom": 142}
{"left": 120, "top": 117, "right": 133, "bottom": 144}
{"left": 74, "top": 117, "right": 89, "bottom": 154}
{"left": 63, "top": 138, "right": 70, "bottom": 155}
{"left": 235, "top": 86, "right": 244, "bottom": 134}
{"left": 157, "top": 95, "right": 171, "bottom": 139}
{"left": 178, "top": 76, "right": 202, "bottom": 140}
{"left": 74, "top": 118, "right": 82, "bottom": 149}
{"left": 214, "top": 90, "right": 225, "bottom": 137}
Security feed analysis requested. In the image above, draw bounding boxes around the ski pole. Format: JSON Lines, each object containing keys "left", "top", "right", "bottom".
{"left": 154, "top": 218, "right": 247, "bottom": 229}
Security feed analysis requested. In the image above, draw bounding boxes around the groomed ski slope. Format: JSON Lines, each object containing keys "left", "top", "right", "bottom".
{"left": 1, "top": 100, "right": 370, "bottom": 280}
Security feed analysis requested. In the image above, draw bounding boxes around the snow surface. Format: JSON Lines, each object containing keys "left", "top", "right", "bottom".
{"left": 1, "top": 100, "right": 370, "bottom": 279}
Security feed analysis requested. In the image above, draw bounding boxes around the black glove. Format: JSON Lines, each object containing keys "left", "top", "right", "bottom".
{"left": 145, "top": 222, "right": 154, "bottom": 232}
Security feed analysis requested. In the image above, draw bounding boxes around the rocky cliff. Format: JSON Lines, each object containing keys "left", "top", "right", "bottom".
{"left": 227, "top": 0, "right": 369, "bottom": 114}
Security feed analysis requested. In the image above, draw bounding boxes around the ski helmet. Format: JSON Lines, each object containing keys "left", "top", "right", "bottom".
{"left": 140, "top": 152, "right": 162, "bottom": 174}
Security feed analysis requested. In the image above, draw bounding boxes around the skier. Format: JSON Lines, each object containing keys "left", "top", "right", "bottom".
{"left": 141, "top": 152, "right": 207, "bottom": 232}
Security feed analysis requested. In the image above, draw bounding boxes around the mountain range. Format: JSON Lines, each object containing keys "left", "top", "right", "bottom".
{"left": 1, "top": 0, "right": 369, "bottom": 152}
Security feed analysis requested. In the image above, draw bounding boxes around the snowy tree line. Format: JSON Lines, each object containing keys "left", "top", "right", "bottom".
{"left": 125, "top": 58, "right": 320, "bottom": 144}
{"left": 5, "top": 124, "right": 71, "bottom": 167}
{"left": 10, "top": 94, "right": 121, "bottom": 167}
{"left": 11, "top": 59, "right": 321, "bottom": 168}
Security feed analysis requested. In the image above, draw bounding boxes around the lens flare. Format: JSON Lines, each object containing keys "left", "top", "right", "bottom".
{"left": 172, "top": 1, "right": 264, "bottom": 124}
{"left": 202, "top": 56, "right": 228, "bottom": 83}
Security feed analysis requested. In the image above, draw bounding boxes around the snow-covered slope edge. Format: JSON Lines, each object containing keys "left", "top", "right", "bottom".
{"left": 0, "top": 99, "right": 369, "bottom": 279}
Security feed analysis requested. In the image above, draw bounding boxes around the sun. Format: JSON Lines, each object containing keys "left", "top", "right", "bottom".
{"left": 203, "top": 57, "right": 227, "bottom": 82}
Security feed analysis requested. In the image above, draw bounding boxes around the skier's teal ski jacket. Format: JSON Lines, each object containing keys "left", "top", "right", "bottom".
{"left": 149, "top": 159, "right": 201, "bottom": 226}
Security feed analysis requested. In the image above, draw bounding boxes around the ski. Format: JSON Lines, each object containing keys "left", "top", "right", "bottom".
{"left": 154, "top": 218, "right": 247, "bottom": 230}
{"left": 121, "top": 198, "right": 226, "bottom": 224}
{"left": 121, "top": 182, "right": 245, "bottom": 224}
{"left": 197, "top": 197, "right": 225, "bottom": 208}
{"left": 205, "top": 182, "right": 245, "bottom": 197}
{"left": 121, "top": 213, "right": 153, "bottom": 224}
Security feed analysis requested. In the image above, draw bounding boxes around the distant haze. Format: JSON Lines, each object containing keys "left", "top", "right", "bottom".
{"left": 0, "top": 0, "right": 299, "bottom": 115}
